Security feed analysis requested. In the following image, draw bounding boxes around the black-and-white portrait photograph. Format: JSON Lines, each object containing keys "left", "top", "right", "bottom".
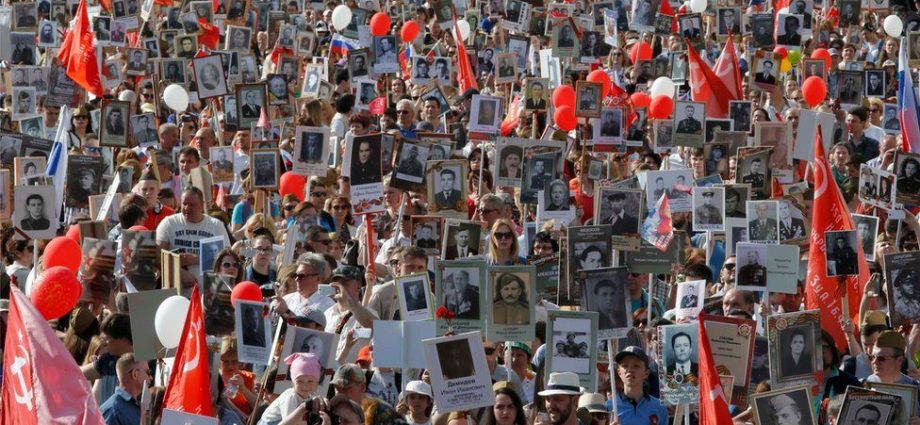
{"left": 100, "top": 101, "right": 130, "bottom": 147}
{"left": 175, "top": 34, "right": 199, "bottom": 59}
{"left": 754, "top": 56, "right": 778, "bottom": 86}
{"left": 236, "top": 83, "right": 265, "bottom": 129}
{"left": 670, "top": 52, "right": 689, "bottom": 83}
{"left": 431, "top": 164, "right": 464, "bottom": 211}
{"left": 397, "top": 273, "right": 433, "bottom": 320}
{"left": 373, "top": 35, "right": 399, "bottom": 74}
{"left": 435, "top": 338, "right": 476, "bottom": 380}
{"left": 750, "top": 13, "right": 775, "bottom": 48}
{"left": 294, "top": 126, "right": 327, "bottom": 166}
{"left": 747, "top": 200, "right": 779, "bottom": 243}
{"left": 124, "top": 48, "right": 147, "bottom": 76}
{"left": 281, "top": 326, "right": 335, "bottom": 377}
{"left": 838, "top": 398, "right": 895, "bottom": 425}
{"left": 442, "top": 222, "right": 481, "bottom": 260}
{"left": 524, "top": 78, "right": 549, "bottom": 111}
{"left": 235, "top": 300, "right": 271, "bottom": 364}
{"left": 895, "top": 152, "right": 920, "bottom": 205}
{"left": 552, "top": 20, "right": 580, "bottom": 57}
{"left": 441, "top": 266, "right": 482, "bottom": 320}
{"left": 717, "top": 7, "right": 741, "bottom": 35}
{"left": 596, "top": 189, "right": 642, "bottom": 236}
{"left": 265, "top": 73, "right": 288, "bottom": 105}
{"left": 225, "top": 25, "right": 251, "bottom": 51}
{"left": 37, "top": 20, "right": 57, "bottom": 46}
{"left": 676, "top": 280, "right": 704, "bottom": 310}
{"left": 837, "top": 70, "right": 864, "bottom": 106}
{"left": 522, "top": 151, "right": 561, "bottom": 202}
{"left": 645, "top": 169, "right": 692, "bottom": 211}
{"left": 469, "top": 95, "right": 502, "bottom": 133}
{"left": 66, "top": 155, "right": 105, "bottom": 209}
{"left": 825, "top": 230, "right": 859, "bottom": 276}
{"left": 705, "top": 144, "right": 729, "bottom": 176}
{"left": 349, "top": 48, "right": 370, "bottom": 79}
{"left": 193, "top": 54, "right": 229, "bottom": 99}
{"left": 679, "top": 13, "right": 703, "bottom": 43}
{"left": 705, "top": 119, "right": 733, "bottom": 143}
{"left": 778, "top": 198, "right": 807, "bottom": 243}
{"left": 865, "top": 69, "right": 886, "bottom": 97}
{"left": 729, "top": 100, "right": 753, "bottom": 133}
{"left": 581, "top": 267, "right": 629, "bottom": 337}
{"left": 776, "top": 13, "right": 803, "bottom": 46}
{"left": 739, "top": 152, "right": 769, "bottom": 192}
{"left": 14, "top": 184, "right": 57, "bottom": 239}
{"left": 11, "top": 87, "right": 36, "bottom": 119}
{"left": 693, "top": 187, "right": 725, "bottom": 231}
{"left": 497, "top": 144, "right": 524, "bottom": 185}
{"left": 434, "top": 57, "right": 454, "bottom": 85}
{"left": 394, "top": 142, "right": 429, "bottom": 185}
{"left": 223, "top": 95, "right": 238, "bottom": 127}
{"left": 10, "top": 32, "right": 37, "bottom": 65}
{"left": 853, "top": 214, "right": 879, "bottom": 262}
{"left": 411, "top": 56, "right": 431, "bottom": 83}
{"left": 751, "top": 387, "right": 817, "bottom": 425}
{"left": 161, "top": 59, "right": 187, "bottom": 85}
{"left": 659, "top": 323, "right": 698, "bottom": 385}
{"left": 885, "top": 251, "right": 920, "bottom": 324}
{"left": 597, "top": 108, "right": 623, "bottom": 143}
{"left": 776, "top": 324, "right": 818, "bottom": 381}
{"left": 14, "top": 2, "right": 38, "bottom": 30}
{"left": 542, "top": 179, "right": 572, "bottom": 212}
{"left": 250, "top": 149, "right": 280, "bottom": 189}
{"left": 802, "top": 59, "right": 826, "bottom": 81}
{"left": 883, "top": 103, "right": 900, "bottom": 134}
{"left": 569, "top": 225, "right": 613, "bottom": 275}
{"left": 575, "top": 81, "right": 603, "bottom": 118}
{"left": 348, "top": 135, "right": 382, "bottom": 186}
{"left": 672, "top": 101, "right": 705, "bottom": 146}
{"left": 130, "top": 113, "right": 159, "bottom": 147}
{"left": 495, "top": 53, "right": 517, "bottom": 84}
{"left": 630, "top": 0, "right": 659, "bottom": 32}
{"left": 14, "top": 156, "right": 44, "bottom": 187}
{"left": 735, "top": 242, "right": 769, "bottom": 289}
{"left": 478, "top": 48, "right": 495, "bottom": 75}
{"left": 17, "top": 115, "right": 43, "bottom": 138}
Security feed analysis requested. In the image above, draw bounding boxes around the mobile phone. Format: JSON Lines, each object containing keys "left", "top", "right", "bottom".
{"left": 354, "top": 328, "right": 372, "bottom": 339}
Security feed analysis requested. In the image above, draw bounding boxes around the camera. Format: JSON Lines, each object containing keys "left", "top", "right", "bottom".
{"left": 303, "top": 397, "right": 344, "bottom": 425}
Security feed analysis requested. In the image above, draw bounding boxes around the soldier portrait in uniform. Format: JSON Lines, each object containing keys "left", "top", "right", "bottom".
{"left": 693, "top": 187, "right": 725, "bottom": 231}
{"left": 735, "top": 243, "right": 768, "bottom": 289}
{"left": 747, "top": 200, "right": 779, "bottom": 243}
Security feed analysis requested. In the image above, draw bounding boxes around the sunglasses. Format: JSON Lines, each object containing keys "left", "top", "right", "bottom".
{"left": 311, "top": 191, "right": 328, "bottom": 197}
{"left": 294, "top": 272, "right": 319, "bottom": 280}
{"left": 221, "top": 261, "right": 239, "bottom": 268}
{"left": 494, "top": 231, "right": 515, "bottom": 240}
{"left": 284, "top": 204, "right": 297, "bottom": 211}
{"left": 724, "top": 263, "right": 736, "bottom": 270}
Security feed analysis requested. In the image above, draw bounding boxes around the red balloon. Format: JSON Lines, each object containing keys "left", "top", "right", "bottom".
{"left": 65, "top": 225, "right": 81, "bottom": 244}
{"left": 629, "top": 42, "right": 653, "bottom": 63}
{"left": 44, "top": 237, "right": 82, "bottom": 273}
{"left": 811, "top": 48, "right": 832, "bottom": 70}
{"left": 586, "top": 70, "right": 612, "bottom": 98}
{"left": 773, "top": 46, "right": 788, "bottom": 59}
{"left": 801, "top": 76, "right": 828, "bottom": 108}
{"left": 401, "top": 20, "right": 420, "bottom": 43}
{"left": 128, "top": 225, "right": 149, "bottom": 231}
{"left": 552, "top": 85, "right": 576, "bottom": 109}
{"left": 648, "top": 95, "right": 674, "bottom": 119}
{"left": 279, "top": 172, "right": 307, "bottom": 202}
{"left": 231, "top": 281, "right": 263, "bottom": 307}
{"left": 554, "top": 105, "right": 578, "bottom": 131}
{"left": 630, "top": 92, "right": 652, "bottom": 108}
{"left": 369, "top": 12, "right": 391, "bottom": 36}
{"left": 31, "top": 266, "right": 82, "bottom": 320}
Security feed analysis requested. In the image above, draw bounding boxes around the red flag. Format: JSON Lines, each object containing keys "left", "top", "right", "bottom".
{"left": 686, "top": 41, "right": 733, "bottom": 118}
{"left": 198, "top": 19, "right": 220, "bottom": 50}
{"left": 771, "top": 176, "right": 784, "bottom": 198}
{"left": 452, "top": 15, "right": 477, "bottom": 93}
{"left": 659, "top": 0, "right": 677, "bottom": 33}
{"left": 500, "top": 94, "right": 522, "bottom": 136}
{"left": 805, "top": 127, "right": 869, "bottom": 351}
{"left": 609, "top": 82, "right": 638, "bottom": 128}
{"left": 163, "top": 286, "right": 214, "bottom": 416}
{"left": 713, "top": 36, "right": 743, "bottom": 100}
{"left": 642, "top": 194, "right": 673, "bottom": 252}
{"left": 57, "top": 0, "right": 104, "bottom": 98}
{"left": 698, "top": 314, "right": 735, "bottom": 425}
{"left": 368, "top": 97, "right": 387, "bottom": 115}
{"left": 0, "top": 286, "right": 105, "bottom": 424}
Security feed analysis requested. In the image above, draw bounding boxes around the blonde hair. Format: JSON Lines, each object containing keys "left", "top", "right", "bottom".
{"left": 243, "top": 212, "right": 277, "bottom": 241}
{"left": 488, "top": 219, "right": 520, "bottom": 265}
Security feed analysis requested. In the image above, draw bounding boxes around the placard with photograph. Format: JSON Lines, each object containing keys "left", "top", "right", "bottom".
{"left": 883, "top": 103, "right": 900, "bottom": 135}
{"left": 343, "top": 134, "right": 385, "bottom": 215}
{"left": 79, "top": 237, "right": 117, "bottom": 304}
{"left": 423, "top": 331, "right": 496, "bottom": 412}
{"left": 701, "top": 313, "right": 757, "bottom": 407}
{"left": 193, "top": 54, "right": 229, "bottom": 99}
{"left": 125, "top": 289, "right": 174, "bottom": 361}
{"left": 392, "top": 141, "right": 430, "bottom": 191}
{"left": 728, "top": 100, "right": 752, "bottom": 133}
{"left": 567, "top": 225, "right": 613, "bottom": 279}
{"left": 546, "top": 310, "right": 598, "bottom": 390}
{"left": 427, "top": 160, "right": 468, "bottom": 217}
{"left": 671, "top": 100, "right": 705, "bottom": 147}
{"left": 537, "top": 180, "right": 575, "bottom": 226}
{"left": 236, "top": 83, "right": 265, "bottom": 130}
{"left": 301, "top": 63, "right": 324, "bottom": 96}
{"left": 410, "top": 215, "right": 443, "bottom": 256}
{"left": 494, "top": 138, "right": 525, "bottom": 188}
{"left": 209, "top": 146, "right": 235, "bottom": 184}
{"left": 865, "top": 382, "right": 917, "bottom": 425}
{"left": 859, "top": 163, "right": 897, "bottom": 210}
{"left": 372, "top": 35, "right": 399, "bottom": 74}
{"left": 825, "top": 230, "right": 859, "bottom": 277}
{"left": 198, "top": 236, "right": 225, "bottom": 275}
{"left": 853, "top": 214, "right": 879, "bottom": 262}
{"left": 14, "top": 156, "right": 46, "bottom": 186}
{"left": 692, "top": 186, "right": 725, "bottom": 231}
{"left": 469, "top": 95, "right": 503, "bottom": 133}
{"left": 657, "top": 322, "right": 699, "bottom": 405}
{"left": 250, "top": 149, "right": 280, "bottom": 190}
{"left": 441, "top": 220, "right": 482, "bottom": 260}
{"left": 274, "top": 326, "right": 339, "bottom": 395}
{"left": 883, "top": 250, "right": 920, "bottom": 325}
{"left": 234, "top": 300, "right": 271, "bottom": 365}
{"left": 520, "top": 142, "right": 565, "bottom": 204}
{"left": 396, "top": 272, "right": 435, "bottom": 321}
{"left": 895, "top": 151, "right": 920, "bottom": 205}
{"left": 486, "top": 266, "right": 536, "bottom": 341}
{"left": 551, "top": 18, "right": 580, "bottom": 57}
{"left": 575, "top": 267, "right": 630, "bottom": 338}
{"left": 434, "top": 260, "right": 488, "bottom": 334}
{"left": 644, "top": 169, "right": 693, "bottom": 212}
{"left": 66, "top": 155, "right": 105, "bottom": 209}
{"left": 524, "top": 78, "right": 549, "bottom": 111}
{"left": 575, "top": 81, "right": 603, "bottom": 118}
{"left": 737, "top": 147, "right": 772, "bottom": 199}
{"left": 100, "top": 100, "right": 130, "bottom": 147}
{"left": 13, "top": 184, "right": 57, "bottom": 239}
{"left": 595, "top": 187, "right": 642, "bottom": 251}
{"left": 838, "top": 70, "right": 865, "bottom": 107}
{"left": 292, "top": 126, "right": 329, "bottom": 176}
{"left": 750, "top": 386, "right": 817, "bottom": 425}
{"left": 595, "top": 108, "right": 623, "bottom": 145}
{"left": 767, "top": 310, "right": 822, "bottom": 389}
{"left": 200, "top": 272, "right": 235, "bottom": 336}
{"left": 129, "top": 113, "right": 158, "bottom": 147}
{"left": 778, "top": 196, "right": 809, "bottom": 244}
{"left": 675, "top": 279, "right": 705, "bottom": 320}
{"left": 755, "top": 121, "right": 793, "bottom": 168}
{"left": 746, "top": 200, "right": 779, "bottom": 243}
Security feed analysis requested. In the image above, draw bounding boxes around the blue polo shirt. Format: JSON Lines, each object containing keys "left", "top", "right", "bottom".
{"left": 101, "top": 387, "right": 141, "bottom": 425}
{"left": 614, "top": 392, "right": 669, "bottom": 425}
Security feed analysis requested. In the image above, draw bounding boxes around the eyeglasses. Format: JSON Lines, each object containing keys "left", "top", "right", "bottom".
{"left": 284, "top": 204, "right": 297, "bottom": 211}
{"left": 724, "top": 263, "right": 736, "bottom": 270}
{"left": 869, "top": 353, "right": 900, "bottom": 362}
{"left": 294, "top": 272, "right": 319, "bottom": 280}
{"left": 311, "top": 191, "right": 328, "bottom": 197}
{"left": 479, "top": 208, "right": 498, "bottom": 214}
{"left": 494, "top": 231, "right": 515, "bottom": 240}
{"left": 221, "top": 261, "right": 239, "bottom": 268}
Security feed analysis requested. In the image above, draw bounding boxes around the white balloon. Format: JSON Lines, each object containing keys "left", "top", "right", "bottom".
{"left": 162, "top": 84, "right": 189, "bottom": 112}
{"left": 331, "top": 5, "right": 352, "bottom": 31}
{"left": 454, "top": 19, "right": 471, "bottom": 42}
{"left": 155, "top": 296, "right": 190, "bottom": 349}
{"left": 650, "top": 77, "right": 676, "bottom": 98}
{"left": 689, "top": 0, "right": 707, "bottom": 13}
{"left": 884, "top": 15, "right": 903, "bottom": 38}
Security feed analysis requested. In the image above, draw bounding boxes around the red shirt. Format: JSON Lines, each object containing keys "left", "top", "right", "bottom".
{"left": 144, "top": 203, "right": 175, "bottom": 230}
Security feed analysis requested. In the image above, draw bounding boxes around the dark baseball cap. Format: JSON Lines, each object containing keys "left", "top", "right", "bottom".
{"left": 331, "top": 266, "right": 363, "bottom": 283}
{"left": 613, "top": 346, "right": 649, "bottom": 366}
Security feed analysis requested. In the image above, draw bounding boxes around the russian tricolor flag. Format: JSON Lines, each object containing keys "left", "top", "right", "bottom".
{"left": 330, "top": 34, "right": 358, "bottom": 56}
{"left": 899, "top": 36, "right": 920, "bottom": 153}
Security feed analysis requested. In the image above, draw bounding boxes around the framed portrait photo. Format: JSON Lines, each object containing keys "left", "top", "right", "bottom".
{"left": 100, "top": 100, "right": 130, "bottom": 147}
{"left": 575, "top": 81, "right": 603, "bottom": 118}
{"left": 486, "top": 266, "right": 536, "bottom": 341}
{"left": 751, "top": 386, "right": 817, "bottom": 425}
{"left": 193, "top": 54, "right": 229, "bottom": 99}
{"left": 14, "top": 184, "right": 58, "bottom": 239}
{"left": 236, "top": 83, "right": 266, "bottom": 130}
{"left": 250, "top": 148, "right": 280, "bottom": 190}
{"left": 469, "top": 95, "right": 503, "bottom": 133}
{"left": 767, "top": 310, "right": 821, "bottom": 387}
{"left": 395, "top": 272, "right": 434, "bottom": 321}
{"left": 427, "top": 159, "right": 469, "bottom": 216}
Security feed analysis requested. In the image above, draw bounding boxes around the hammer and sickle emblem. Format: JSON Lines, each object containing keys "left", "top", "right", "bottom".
{"left": 11, "top": 345, "right": 34, "bottom": 411}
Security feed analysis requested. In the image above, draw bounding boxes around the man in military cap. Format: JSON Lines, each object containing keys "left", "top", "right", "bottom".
{"left": 695, "top": 190, "right": 722, "bottom": 225}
